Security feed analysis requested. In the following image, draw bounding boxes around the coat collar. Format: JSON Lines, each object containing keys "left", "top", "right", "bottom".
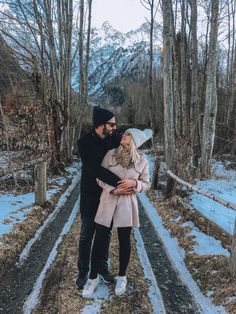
{"left": 108, "top": 149, "right": 145, "bottom": 173}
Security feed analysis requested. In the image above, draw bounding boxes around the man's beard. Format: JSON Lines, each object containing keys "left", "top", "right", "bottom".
{"left": 102, "top": 126, "right": 113, "bottom": 137}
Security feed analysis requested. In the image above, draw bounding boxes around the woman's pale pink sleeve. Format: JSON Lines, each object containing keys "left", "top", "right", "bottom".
{"left": 135, "top": 160, "right": 150, "bottom": 193}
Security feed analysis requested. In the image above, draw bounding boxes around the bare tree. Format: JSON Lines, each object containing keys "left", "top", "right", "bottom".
{"left": 84, "top": 0, "right": 93, "bottom": 107}
{"left": 188, "top": 0, "right": 199, "bottom": 166}
{"left": 79, "top": 0, "right": 85, "bottom": 110}
{"left": 231, "top": 43, "right": 236, "bottom": 154}
{"left": 162, "top": 0, "right": 176, "bottom": 196}
{"left": 201, "top": 0, "right": 219, "bottom": 175}
{"left": 180, "top": 0, "right": 188, "bottom": 139}
{"left": 76, "top": 0, "right": 94, "bottom": 139}
{"left": 140, "top": 0, "right": 158, "bottom": 129}
{"left": 0, "top": 0, "right": 74, "bottom": 165}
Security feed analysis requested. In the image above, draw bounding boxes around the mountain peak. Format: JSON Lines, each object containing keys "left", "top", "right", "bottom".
{"left": 101, "top": 21, "right": 116, "bottom": 33}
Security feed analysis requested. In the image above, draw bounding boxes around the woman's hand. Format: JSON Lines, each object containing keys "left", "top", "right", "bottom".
{"left": 110, "top": 187, "right": 134, "bottom": 195}
{"left": 117, "top": 179, "right": 137, "bottom": 189}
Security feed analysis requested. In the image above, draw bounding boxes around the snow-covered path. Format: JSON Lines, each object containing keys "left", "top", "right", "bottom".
{"left": 138, "top": 193, "right": 226, "bottom": 313}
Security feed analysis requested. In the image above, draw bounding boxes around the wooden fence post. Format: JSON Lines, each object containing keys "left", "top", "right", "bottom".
{"left": 229, "top": 217, "right": 236, "bottom": 277}
{"left": 35, "top": 161, "right": 47, "bottom": 206}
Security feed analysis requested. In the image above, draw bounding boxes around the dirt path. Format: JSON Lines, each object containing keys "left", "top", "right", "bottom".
{"left": 31, "top": 214, "right": 156, "bottom": 314}
{"left": 138, "top": 200, "right": 200, "bottom": 314}
{"left": 0, "top": 181, "right": 80, "bottom": 314}
{"left": 0, "top": 182, "right": 202, "bottom": 314}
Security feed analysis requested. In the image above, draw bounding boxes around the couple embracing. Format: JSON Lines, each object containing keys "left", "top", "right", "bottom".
{"left": 76, "top": 106, "right": 151, "bottom": 298}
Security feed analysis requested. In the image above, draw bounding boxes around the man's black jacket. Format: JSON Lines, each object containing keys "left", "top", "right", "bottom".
{"left": 78, "top": 130, "right": 121, "bottom": 218}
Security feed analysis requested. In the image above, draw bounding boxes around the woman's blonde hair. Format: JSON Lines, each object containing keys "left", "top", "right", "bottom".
{"left": 124, "top": 130, "right": 140, "bottom": 164}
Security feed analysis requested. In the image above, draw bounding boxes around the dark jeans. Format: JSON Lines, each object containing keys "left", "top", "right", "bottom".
{"left": 90, "top": 223, "right": 132, "bottom": 279}
{"left": 77, "top": 214, "right": 111, "bottom": 276}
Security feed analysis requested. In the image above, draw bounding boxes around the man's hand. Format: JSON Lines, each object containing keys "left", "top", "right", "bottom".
{"left": 118, "top": 179, "right": 137, "bottom": 189}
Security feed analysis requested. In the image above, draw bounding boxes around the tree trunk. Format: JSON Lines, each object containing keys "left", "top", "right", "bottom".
{"left": 180, "top": 0, "right": 188, "bottom": 138}
{"left": 189, "top": 0, "right": 199, "bottom": 165}
{"left": 84, "top": 0, "right": 93, "bottom": 107}
{"left": 200, "top": 0, "right": 219, "bottom": 175}
{"left": 79, "top": 0, "right": 85, "bottom": 108}
{"left": 229, "top": 218, "right": 236, "bottom": 277}
{"left": 148, "top": 0, "right": 155, "bottom": 129}
{"left": 162, "top": 0, "right": 176, "bottom": 196}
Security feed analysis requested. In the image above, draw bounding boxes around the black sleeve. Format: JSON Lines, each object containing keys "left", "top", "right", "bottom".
{"left": 78, "top": 140, "right": 121, "bottom": 188}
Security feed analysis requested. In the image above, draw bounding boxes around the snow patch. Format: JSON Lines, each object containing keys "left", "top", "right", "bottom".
{"left": 133, "top": 228, "right": 166, "bottom": 313}
{"left": 190, "top": 179, "right": 236, "bottom": 234}
{"left": 17, "top": 164, "right": 81, "bottom": 264}
{"left": 182, "top": 221, "right": 230, "bottom": 257}
{"left": 137, "top": 193, "right": 227, "bottom": 314}
{"left": 23, "top": 196, "right": 81, "bottom": 314}
{"left": 81, "top": 284, "right": 112, "bottom": 314}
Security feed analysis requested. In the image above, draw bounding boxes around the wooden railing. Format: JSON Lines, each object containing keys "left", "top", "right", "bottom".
{"left": 0, "top": 157, "right": 47, "bottom": 206}
{"left": 167, "top": 169, "right": 236, "bottom": 277}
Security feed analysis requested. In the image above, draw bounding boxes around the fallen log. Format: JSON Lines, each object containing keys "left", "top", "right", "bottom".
{"left": 167, "top": 169, "right": 236, "bottom": 211}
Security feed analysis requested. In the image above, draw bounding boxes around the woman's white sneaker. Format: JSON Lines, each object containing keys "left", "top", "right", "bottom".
{"left": 115, "top": 276, "right": 127, "bottom": 296}
{"left": 82, "top": 276, "right": 100, "bottom": 298}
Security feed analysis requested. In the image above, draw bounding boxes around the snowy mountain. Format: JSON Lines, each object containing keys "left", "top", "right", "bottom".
{"left": 72, "top": 21, "right": 162, "bottom": 102}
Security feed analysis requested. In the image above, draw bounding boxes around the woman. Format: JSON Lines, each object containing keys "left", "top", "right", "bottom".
{"left": 82, "top": 128, "right": 152, "bottom": 298}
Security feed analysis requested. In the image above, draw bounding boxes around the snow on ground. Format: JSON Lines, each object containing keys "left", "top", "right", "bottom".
{"left": 144, "top": 148, "right": 236, "bottom": 235}
{"left": 181, "top": 221, "right": 230, "bottom": 257}
{"left": 190, "top": 159, "right": 236, "bottom": 235}
{"left": 141, "top": 150, "right": 233, "bottom": 312}
{"left": 17, "top": 162, "right": 81, "bottom": 264}
{"left": 0, "top": 151, "right": 24, "bottom": 168}
{"left": 212, "top": 160, "right": 236, "bottom": 179}
{"left": 143, "top": 149, "right": 155, "bottom": 174}
{"left": 0, "top": 162, "right": 81, "bottom": 238}
{"left": 22, "top": 169, "right": 165, "bottom": 314}
{"left": 133, "top": 228, "right": 166, "bottom": 314}
{"left": 143, "top": 149, "right": 167, "bottom": 181}
{"left": 23, "top": 196, "right": 81, "bottom": 314}
{"left": 190, "top": 179, "right": 236, "bottom": 234}
{"left": 138, "top": 193, "right": 226, "bottom": 314}
{"left": 78, "top": 227, "right": 166, "bottom": 314}
{"left": 80, "top": 284, "right": 112, "bottom": 314}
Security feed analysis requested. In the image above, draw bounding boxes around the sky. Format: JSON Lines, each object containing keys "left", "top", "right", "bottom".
{"left": 91, "top": 0, "right": 148, "bottom": 33}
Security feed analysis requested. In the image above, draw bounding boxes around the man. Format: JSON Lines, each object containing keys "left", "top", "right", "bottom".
{"left": 76, "top": 106, "right": 133, "bottom": 289}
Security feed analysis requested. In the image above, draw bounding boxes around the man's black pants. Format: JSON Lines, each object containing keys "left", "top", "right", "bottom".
{"left": 77, "top": 214, "right": 110, "bottom": 276}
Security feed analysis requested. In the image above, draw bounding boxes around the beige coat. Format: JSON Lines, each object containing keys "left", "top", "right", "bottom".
{"left": 94, "top": 148, "right": 150, "bottom": 228}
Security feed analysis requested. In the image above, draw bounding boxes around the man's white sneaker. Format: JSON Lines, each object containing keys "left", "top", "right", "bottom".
{"left": 82, "top": 276, "right": 100, "bottom": 298}
{"left": 115, "top": 276, "right": 127, "bottom": 296}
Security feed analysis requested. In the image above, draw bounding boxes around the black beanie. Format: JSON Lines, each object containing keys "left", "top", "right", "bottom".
{"left": 93, "top": 106, "right": 114, "bottom": 128}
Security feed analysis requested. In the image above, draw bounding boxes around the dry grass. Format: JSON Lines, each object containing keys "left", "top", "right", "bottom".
{"left": 147, "top": 189, "right": 236, "bottom": 313}
{"left": 33, "top": 214, "right": 153, "bottom": 314}
{"left": 0, "top": 188, "right": 66, "bottom": 280}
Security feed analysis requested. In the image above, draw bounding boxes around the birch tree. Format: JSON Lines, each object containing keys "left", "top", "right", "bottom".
{"left": 188, "top": 0, "right": 199, "bottom": 165}
{"left": 76, "top": 0, "right": 93, "bottom": 139}
{"left": 84, "top": 0, "right": 93, "bottom": 107}
{"left": 200, "top": 0, "right": 219, "bottom": 175}
{"left": 180, "top": 0, "right": 188, "bottom": 139}
{"left": 140, "top": 0, "right": 158, "bottom": 129}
